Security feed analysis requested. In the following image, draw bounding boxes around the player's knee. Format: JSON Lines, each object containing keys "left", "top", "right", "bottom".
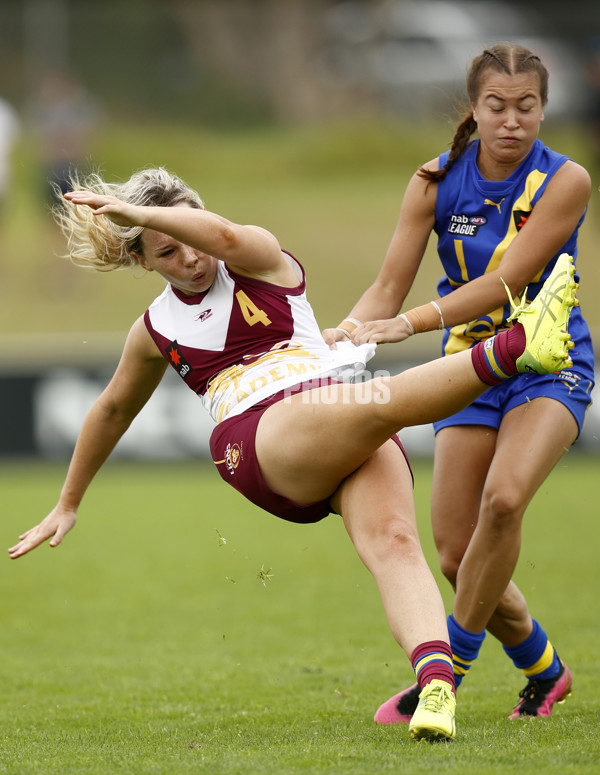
{"left": 357, "top": 516, "right": 421, "bottom": 564}
{"left": 382, "top": 519, "right": 422, "bottom": 562}
{"left": 481, "top": 488, "right": 524, "bottom": 533}
{"left": 386, "top": 526, "right": 421, "bottom": 561}
{"left": 438, "top": 552, "right": 460, "bottom": 587}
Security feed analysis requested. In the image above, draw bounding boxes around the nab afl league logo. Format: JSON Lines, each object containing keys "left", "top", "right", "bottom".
{"left": 448, "top": 213, "right": 487, "bottom": 236}
{"left": 225, "top": 442, "right": 242, "bottom": 476}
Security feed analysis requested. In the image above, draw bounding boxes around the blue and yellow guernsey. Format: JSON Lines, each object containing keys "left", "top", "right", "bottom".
{"left": 434, "top": 138, "right": 593, "bottom": 381}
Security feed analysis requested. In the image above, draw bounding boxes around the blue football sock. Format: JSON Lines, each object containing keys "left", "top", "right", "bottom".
{"left": 448, "top": 613, "right": 486, "bottom": 687}
{"left": 503, "top": 619, "right": 561, "bottom": 680}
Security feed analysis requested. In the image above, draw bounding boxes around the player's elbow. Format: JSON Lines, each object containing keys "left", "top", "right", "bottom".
{"left": 95, "top": 394, "right": 138, "bottom": 431}
{"left": 214, "top": 223, "right": 241, "bottom": 257}
{"left": 496, "top": 272, "right": 527, "bottom": 301}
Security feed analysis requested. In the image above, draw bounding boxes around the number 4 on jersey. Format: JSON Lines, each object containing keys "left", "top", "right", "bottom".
{"left": 235, "top": 290, "right": 272, "bottom": 327}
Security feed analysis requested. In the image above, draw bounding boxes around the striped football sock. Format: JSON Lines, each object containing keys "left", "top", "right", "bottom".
{"left": 411, "top": 640, "right": 455, "bottom": 693}
{"left": 448, "top": 614, "right": 486, "bottom": 688}
{"left": 471, "top": 323, "right": 526, "bottom": 386}
{"left": 502, "top": 619, "right": 561, "bottom": 680}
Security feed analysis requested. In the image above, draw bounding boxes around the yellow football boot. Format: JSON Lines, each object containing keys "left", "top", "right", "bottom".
{"left": 505, "top": 253, "right": 578, "bottom": 375}
{"left": 408, "top": 679, "right": 456, "bottom": 741}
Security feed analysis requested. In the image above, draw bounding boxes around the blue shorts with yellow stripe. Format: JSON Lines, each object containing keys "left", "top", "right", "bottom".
{"left": 433, "top": 367, "right": 595, "bottom": 439}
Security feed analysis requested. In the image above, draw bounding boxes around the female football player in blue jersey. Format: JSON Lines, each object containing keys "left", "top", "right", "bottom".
{"left": 325, "top": 42, "right": 594, "bottom": 721}
{"left": 8, "top": 165, "right": 577, "bottom": 741}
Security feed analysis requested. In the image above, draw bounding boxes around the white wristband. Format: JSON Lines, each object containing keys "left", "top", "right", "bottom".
{"left": 398, "top": 313, "right": 415, "bottom": 336}
{"left": 430, "top": 300, "right": 445, "bottom": 330}
{"left": 335, "top": 327, "right": 352, "bottom": 340}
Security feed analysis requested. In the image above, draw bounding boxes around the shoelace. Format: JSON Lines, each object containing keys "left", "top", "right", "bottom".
{"left": 502, "top": 270, "right": 579, "bottom": 327}
{"left": 500, "top": 277, "right": 530, "bottom": 323}
{"left": 519, "top": 680, "right": 541, "bottom": 700}
{"left": 422, "top": 684, "right": 453, "bottom": 712}
{"left": 516, "top": 675, "right": 559, "bottom": 712}
{"left": 515, "top": 681, "right": 545, "bottom": 714}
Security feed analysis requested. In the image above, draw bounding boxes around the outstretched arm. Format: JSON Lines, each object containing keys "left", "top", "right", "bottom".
{"left": 8, "top": 318, "right": 167, "bottom": 559}
{"left": 352, "top": 160, "right": 591, "bottom": 345}
{"left": 64, "top": 190, "right": 296, "bottom": 285}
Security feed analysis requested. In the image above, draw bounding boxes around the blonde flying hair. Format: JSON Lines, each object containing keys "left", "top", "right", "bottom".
{"left": 419, "top": 42, "right": 549, "bottom": 183}
{"left": 53, "top": 167, "right": 204, "bottom": 271}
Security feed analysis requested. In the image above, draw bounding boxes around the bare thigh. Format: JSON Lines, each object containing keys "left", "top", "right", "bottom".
{"left": 255, "top": 352, "right": 482, "bottom": 504}
{"left": 484, "top": 397, "right": 578, "bottom": 508}
{"left": 255, "top": 382, "right": 394, "bottom": 504}
{"left": 431, "top": 425, "right": 497, "bottom": 581}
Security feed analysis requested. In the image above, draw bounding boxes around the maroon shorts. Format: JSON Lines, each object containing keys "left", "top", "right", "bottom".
{"left": 209, "top": 380, "right": 412, "bottom": 524}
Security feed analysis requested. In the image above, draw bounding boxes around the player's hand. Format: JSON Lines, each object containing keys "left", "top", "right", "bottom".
{"left": 64, "top": 190, "right": 142, "bottom": 227}
{"left": 352, "top": 317, "right": 413, "bottom": 345}
{"left": 8, "top": 506, "right": 77, "bottom": 559}
{"left": 321, "top": 327, "right": 350, "bottom": 350}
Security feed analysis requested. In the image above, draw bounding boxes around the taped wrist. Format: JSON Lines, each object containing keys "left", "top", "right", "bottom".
{"left": 336, "top": 317, "right": 361, "bottom": 336}
{"left": 403, "top": 302, "right": 441, "bottom": 334}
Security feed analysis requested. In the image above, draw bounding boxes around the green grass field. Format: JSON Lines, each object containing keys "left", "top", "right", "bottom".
{"left": 2, "top": 457, "right": 599, "bottom": 774}
{"left": 1, "top": 116, "right": 598, "bottom": 772}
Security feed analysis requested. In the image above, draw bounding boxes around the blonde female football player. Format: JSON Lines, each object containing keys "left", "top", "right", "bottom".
{"left": 325, "top": 42, "right": 594, "bottom": 721}
{"left": 9, "top": 167, "right": 577, "bottom": 740}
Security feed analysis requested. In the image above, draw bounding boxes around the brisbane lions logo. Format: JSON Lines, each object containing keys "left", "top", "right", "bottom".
{"left": 225, "top": 442, "right": 242, "bottom": 476}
